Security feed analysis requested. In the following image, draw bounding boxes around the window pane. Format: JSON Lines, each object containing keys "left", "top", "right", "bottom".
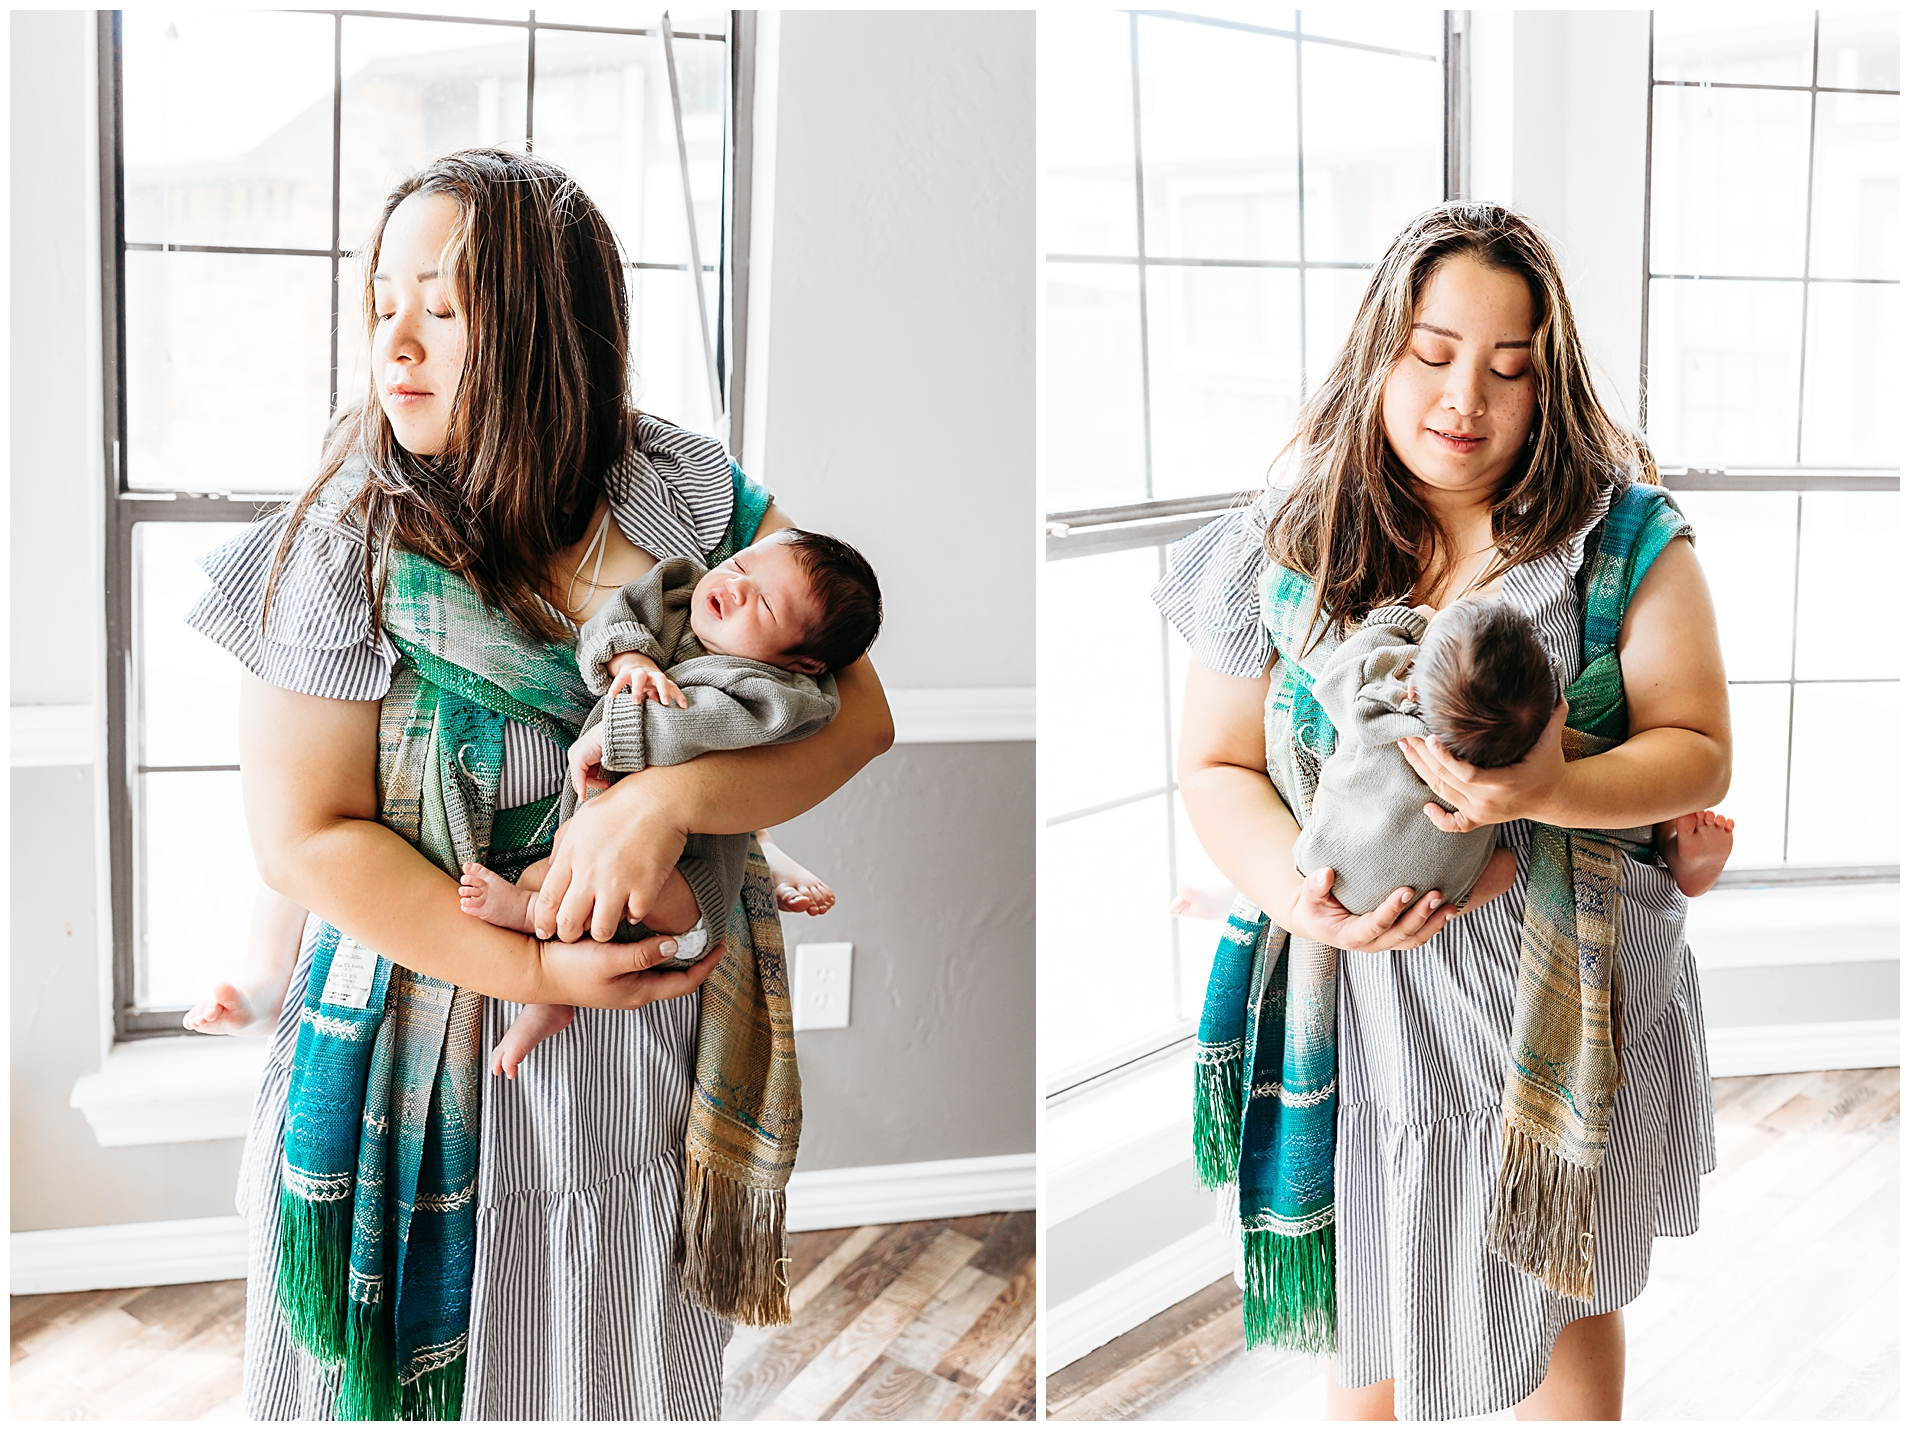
{"left": 139, "top": 523, "right": 250, "bottom": 768}
{"left": 628, "top": 267, "right": 718, "bottom": 436}
{"left": 532, "top": 30, "right": 725, "bottom": 268}
{"left": 1650, "top": 86, "right": 1811, "bottom": 278}
{"left": 1039, "top": 10, "right": 1139, "bottom": 258}
{"left": 1795, "top": 491, "right": 1899, "bottom": 680}
{"left": 1304, "top": 266, "right": 1377, "bottom": 396}
{"left": 1299, "top": 7, "right": 1444, "bottom": 57}
{"left": 139, "top": 770, "right": 260, "bottom": 1008}
{"left": 125, "top": 251, "right": 333, "bottom": 492}
{"left": 1788, "top": 682, "right": 1898, "bottom": 864}
{"left": 1645, "top": 277, "right": 1803, "bottom": 466}
{"left": 1038, "top": 796, "right": 1176, "bottom": 1076}
{"left": 1800, "top": 281, "right": 1901, "bottom": 467}
{"left": 1137, "top": 16, "right": 1298, "bottom": 262}
{"left": 1038, "top": 549, "right": 1168, "bottom": 820}
{"left": 1653, "top": 10, "right": 1816, "bottom": 87}
{"left": 1145, "top": 265, "right": 1301, "bottom": 499}
{"left": 1046, "top": 265, "right": 1149, "bottom": 509}
{"left": 1672, "top": 491, "right": 1795, "bottom": 683}
{"left": 122, "top": 11, "right": 336, "bottom": 251}
{"left": 1809, "top": 93, "right": 1899, "bottom": 281}
{"left": 1300, "top": 44, "right": 1443, "bottom": 265}
{"left": 1718, "top": 682, "right": 1790, "bottom": 866}
{"left": 338, "top": 18, "right": 530, "bottom": 248}
{"left": 1171, "top": 790, "right": 1227, "bottom": 1021}
{"left": 1817, "top": 9, "right": 1900, "bottom": 91}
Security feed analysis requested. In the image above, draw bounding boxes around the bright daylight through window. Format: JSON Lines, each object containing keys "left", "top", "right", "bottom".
{"left": 1039, "top": 8, "right": 1446, "bottom": 1089}
{"left": 104, "top": 8, "right": 735, "bottom": 1037}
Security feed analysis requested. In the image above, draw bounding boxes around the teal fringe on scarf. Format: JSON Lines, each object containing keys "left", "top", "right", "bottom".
{"left": 1243, "top": 1222, "right": 1336, "bottom": 1354}
{"left": 276, "top": 1194, "right": 353, "bottom": 1365}
{"left": 1192, "top": 1052, "right": 1241, "bottom": 1190}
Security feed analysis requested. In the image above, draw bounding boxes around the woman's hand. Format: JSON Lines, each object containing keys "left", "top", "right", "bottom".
{"left": 1276, "top": 868, "right": 1457, "bottom": 952}
{"left": 535, "top": 931, "right": 723, "bottom": 1008}
{"left": 531, "top": 790, "right": 686, "bottom": 943}
{"left": 1398, "top": 696, "right": 1568, "bottom": 832}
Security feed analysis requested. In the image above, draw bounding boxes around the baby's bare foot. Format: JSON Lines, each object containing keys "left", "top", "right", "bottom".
{"left": 490, "top": 1003, "right": 575, "bottom": 1079}
{"left": 460, "top": 861, "right": 536, "bottom": 933}
{"left": 1664, "top": 810, "right": 1734, "bottom": 898}
{"left": 776, "top": 878, "right": 836, "bottom": 916}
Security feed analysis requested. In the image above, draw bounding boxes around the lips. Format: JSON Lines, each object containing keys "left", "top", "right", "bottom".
{"left": 386, "top": 384, "right": 431, "bottom": 404}
{"left": 1430, "top": 427, "right": 1486, "bottom": 452}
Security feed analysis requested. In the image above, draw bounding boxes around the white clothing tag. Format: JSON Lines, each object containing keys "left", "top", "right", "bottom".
{"left": 320, "top": 936, "right": 378, "bottom": 1010}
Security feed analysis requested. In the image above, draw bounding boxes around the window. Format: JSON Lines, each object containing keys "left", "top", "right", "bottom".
{"left": 99, "top": 8, "right": 748, "bottom": 1038}
{"left": 1039, "top": 9, "right": 1448, "bottom": 1090}
{"left": 1643, "top": 9, "right": 1899, "bottom": 876}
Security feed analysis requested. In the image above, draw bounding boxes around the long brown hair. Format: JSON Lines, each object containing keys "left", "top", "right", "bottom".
{"left": 266, "top": 148, "right": 633, "bottom": 644}
{"left": 1267, "top": 201, "right": 1656, "bottom": 645}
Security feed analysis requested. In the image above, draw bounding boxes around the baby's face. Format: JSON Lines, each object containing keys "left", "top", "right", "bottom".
{"left": 688, "top": 534, "right": 826, "bottom": 674}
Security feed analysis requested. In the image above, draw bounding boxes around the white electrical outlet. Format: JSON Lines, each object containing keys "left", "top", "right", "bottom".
{"left": 792, "top": 942, "right": 853, "bottom": 1031}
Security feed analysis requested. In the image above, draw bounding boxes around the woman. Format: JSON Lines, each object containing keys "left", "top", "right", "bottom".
{"left": 1161, "top": 204, "right": 1726, "bottom": 1421}
{"left": 190, "top": 150, "right": 892, "bottom": 1419}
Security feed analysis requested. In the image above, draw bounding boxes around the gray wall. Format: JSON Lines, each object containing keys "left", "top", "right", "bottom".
{"left": 777, "top": 743, "right": 1035, "bottom": 1171}
{"left": 11, "top": 9, "right": 99, "bottom": 707}
{"left": 11, "top": 767, "right": 247, "bottom": 1232}
{"left": 757, "top": 9, "right": 1036, "bottom": 1169}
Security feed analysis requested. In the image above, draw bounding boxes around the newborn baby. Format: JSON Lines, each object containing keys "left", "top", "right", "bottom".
{"left": 1293, "top": 599, "right": 1733, "bottom": 918}
{"left": 459, "top": 527, "right": 882, "bottom": 1075}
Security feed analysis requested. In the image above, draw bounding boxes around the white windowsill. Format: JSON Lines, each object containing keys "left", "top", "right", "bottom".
{"left": 11, "top": 703, "right": 98, "bottom": 767}
{"left": 1687, "top": 883, "right": 1899, "bottom": 969}
{"left": 70, "top": 1036, "right": 266, "bottom": 1147}
{"left": 1045, "top": 1046, "right": 1196, "bottom": 1227}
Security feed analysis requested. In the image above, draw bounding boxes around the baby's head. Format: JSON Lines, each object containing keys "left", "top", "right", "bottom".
{"left": 1412, "top": 599, "right": 1557, "bottom": 768}
{"left": 689, "top": 529, "right": 883, "bottom": 676}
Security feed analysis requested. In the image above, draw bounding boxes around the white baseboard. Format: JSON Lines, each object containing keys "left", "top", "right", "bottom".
{"left": 11, "top": 1216, "right": 248, "bottom": 1296}
{"left": 10, "top": 1153, "right": 1035, "bottom": 1295}
{"left": 786, "top": 1152, "right": 1034, "bottom": 1232}
{"left": 1047, "top": 1223, "right": 1236, "bottom": 1372}
{"left": 888, "top": 687, "right": 1032, "bottom": 744}
{"left": 1706, "top": 1018, "right": 1900, "bottom": 1077}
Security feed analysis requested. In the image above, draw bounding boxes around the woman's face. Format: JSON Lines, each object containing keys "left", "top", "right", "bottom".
{"left": 1380, "top": 255, "right": 1537, "bottom": 506}
{"left": 372, "top": 191, "right": 467, "bottom": 456}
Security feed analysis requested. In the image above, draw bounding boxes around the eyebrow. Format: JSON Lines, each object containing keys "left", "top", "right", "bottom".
{"left": 370, "top": 269, "right": 441, "bottom": 283}
{"left": 1414, "top": 322, "right": 1530, "bottom": 350}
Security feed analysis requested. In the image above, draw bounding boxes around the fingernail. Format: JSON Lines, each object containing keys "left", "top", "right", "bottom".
{"left": 660, "top": 939, "right": 678, "bottom": 956}
{"left": 1429, "top": 895, "right": 1443, "bottom": 910}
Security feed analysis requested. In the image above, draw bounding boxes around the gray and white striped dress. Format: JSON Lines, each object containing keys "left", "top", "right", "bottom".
{"left": 187, "top": 417, "right": 748, "bottom": 1420}
{"left": 1156, "top": 485, "right": 1718, "bottom": 1421}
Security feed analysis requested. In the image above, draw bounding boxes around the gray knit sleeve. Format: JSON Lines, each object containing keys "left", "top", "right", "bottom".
{"left": 598, "top": 663, "right": 840, "bottom": 774}
{"left": 1312, "top": 606, "right": 1428, "bottom": 746}
{"left": 573, "top": 557, "right": 702, "bottom": 695}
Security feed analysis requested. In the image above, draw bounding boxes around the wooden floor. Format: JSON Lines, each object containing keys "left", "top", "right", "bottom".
{"left": 9, "top": 1213, "right": 1035, "bottom": 1422}
{"left": 722, "top": 1211, "right": 1036, "bottom": 1420}
{"left": 1048, "top": 1068, "right": 1900, "bottom": 1422}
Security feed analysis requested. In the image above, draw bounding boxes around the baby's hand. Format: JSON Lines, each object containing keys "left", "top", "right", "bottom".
{"left": 183, "top": 982, "right": 264, "bottom": 1036}
{"left": 605, "top": 652, "right": 688, "bottom": 710}
{"left": 568, "top": 726, "right": 610, "bottom": 801}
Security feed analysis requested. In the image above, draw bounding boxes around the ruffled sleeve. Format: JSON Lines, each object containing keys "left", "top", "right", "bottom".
{"left": 605, "top": 415, "right": 745, "bottom": 562}
{"left": 184, "top": 498, "right": 398, "bottom": 701}
{"left": 1149, "top": 489, "right": 1279, "bottom": 679}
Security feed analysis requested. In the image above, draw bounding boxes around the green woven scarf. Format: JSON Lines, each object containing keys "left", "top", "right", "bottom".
{"left": 1191, "top": 482, "right": 1690, "bottom": 1350}
{"left": 277, "top": 462, "right": 800, "bottom": 1418}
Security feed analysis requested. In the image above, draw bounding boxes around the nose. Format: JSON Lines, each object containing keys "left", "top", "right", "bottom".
{"left": 1442, "top": 362, "right": 1487, "bottom": 418}
{"left": 379, "top": 305, "right": 425, "bottom": 367}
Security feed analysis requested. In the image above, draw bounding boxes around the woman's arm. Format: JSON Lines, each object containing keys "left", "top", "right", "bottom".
{"left": 238, "top": 673, "right": 715, "bottom": 1006}
{"left": 532, "top": 502, "right": 896, "bottom": 943}
{"left": 1402, "top": 536, "right": 1732, "bottom": 830}
{"left": 1178, "top": 659, "right": 1457, "bottom": 953}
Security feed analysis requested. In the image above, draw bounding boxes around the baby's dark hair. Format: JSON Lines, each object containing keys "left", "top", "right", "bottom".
{"left": 1414, "top": 600, "right": 1557, "bottom": 769}
{"left": 781, "top": 529, "right": 883, "bottom": 673}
